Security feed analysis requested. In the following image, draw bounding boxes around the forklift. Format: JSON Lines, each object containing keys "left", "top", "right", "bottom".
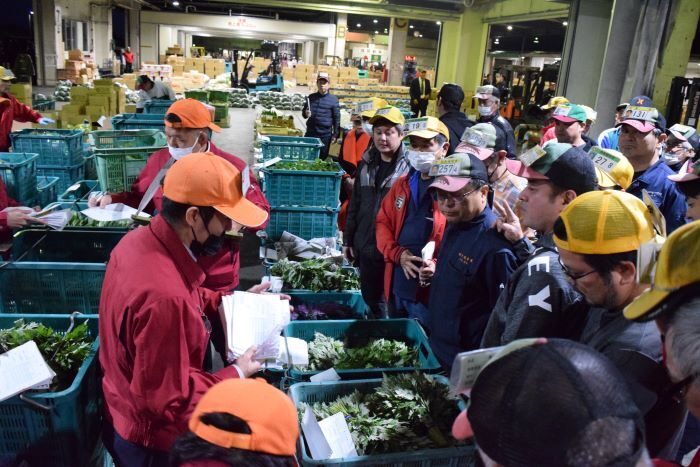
{"left": 233, "top": 46, "right": 284, "bottom": 93}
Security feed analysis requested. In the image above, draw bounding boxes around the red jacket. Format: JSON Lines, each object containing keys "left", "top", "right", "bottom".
{"left": 123, "top": 51, "right": 134, "bottom": 64}
{"left": 99, "top": 215, "right": 241, "bottom": 451}
{"left": 111, "top": 143, "right": 270, "bottom": 290}
{"left": 376, "top": 173, "right": 446, "bottom": 304}
{"left": 0, "top": 178, "right": 20, "bottom": 245}
{"left": 0, "top": 93, "right": 42, "bottom": 152}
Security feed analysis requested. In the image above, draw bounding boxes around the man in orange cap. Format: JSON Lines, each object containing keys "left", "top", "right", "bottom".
{"left": 99, "top": 152, "right": 273, "bottom": 466}
{"left": 171, "top": 378, "right": 299, "bottom": 466}
{"left": 91, "top": 98, "right": 269, "bottom": 291}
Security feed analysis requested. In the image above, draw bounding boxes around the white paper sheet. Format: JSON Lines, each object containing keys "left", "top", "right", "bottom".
{"left": 221, "top": 292, "right": 290, "bottom": 360}
{"left": 318, "top": 412, "right": 358, "bottom": 459}
{"left": 32, "top": 209, "right": 71, "bottom": 230}
{"left": 302, "top": 405, "right": 332, "bottom": 460}
{"left": 309, "top": 368, "right": 340, "bottom": 383}
{"left": 277, "top": 336, "right": 309, "bottom": 366}
{"left": 81, "top": 203, "right": 149, "bottom": 222}
{"left": 0, "top": 341, "right": 56, "bottom": 402}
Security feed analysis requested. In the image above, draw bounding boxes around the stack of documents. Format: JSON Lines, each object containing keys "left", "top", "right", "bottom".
{"left": 0, "top": 341, "right": 55, "bottom": 402}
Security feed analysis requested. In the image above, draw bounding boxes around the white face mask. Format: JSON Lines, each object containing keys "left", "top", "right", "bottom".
{"left": 406, "top": 150, "right": 436, "bottom": 173}
{"left": 478, "top": 105, "right": 493, "bottom": 117}
{"left": 168, "top": 134, "right": 202, "bottom": 160}
{"left": 362, "top": 122, "right": 373, "bottom": 136}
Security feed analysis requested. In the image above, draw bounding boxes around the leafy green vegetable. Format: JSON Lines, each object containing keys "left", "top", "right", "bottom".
{"left": 307, "top": 332, "right": 420, "bottom": 371}
{"left": 67, "top": 212, "right": 131, "bottom": 229}
{"left": 270, "top": 259, "right": 359, "bottom": 292}
{"left": 304, "top": 373, "right": 462, "bottom": 456}
{"left": 271, "top": 159, "right": 339, "bottom": 172}
{"left": 0, "top": 319, "right": 93, "bottom": 391}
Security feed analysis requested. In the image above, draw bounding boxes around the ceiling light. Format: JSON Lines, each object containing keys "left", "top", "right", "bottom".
{"left": 172, "top": 0, "right": 179, "bottom": 5}
{"left": 356, "top": 23, "right": 361, "bottom": 27}
{"left": 562, "top": 21, "right": 568, "bottom": 26}
{"left": 384, "top": 28, "right": 388, "bottom": 33}
{"left": 409, "top": 25, "right": 414, "bottom": 29}
{"left": 375, "top": 30, "right": 379, "bottom": 34}
{"left": 419, "top": 34, "right": 423, "bottom": 38}
{"left": 373, "top": 19, "right": 378, "bottom": 24}
{"left": 29, "top": 10, "right": 34, "bottom": 14}
{"left": 436, "top": 21, "right": 441, "bottom": 25}
{"left": 507, "top": 25, "right": 513, "bottom": 31}
{"left": 521, "top": 56, "right": 525, "bottom": 59}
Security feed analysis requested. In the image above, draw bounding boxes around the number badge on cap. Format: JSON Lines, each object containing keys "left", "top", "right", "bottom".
{"left": 518, "top": 146, "right": 547, "bottom": 167}
{"left": 624, "top": 106, "right": 655, "bottom": 121}
{"left": 552, "top": 105, "right": 572, "bottom": 117}
{"left": 356, "top": 100, "right": 375, "bottom": 113}
{"left": 429, "top": 158, "right": 461, "bottom": 177}
{"left": 589, "top": 147, "right": 620, "bottom": 173}
{"left": 461, "top": 128, "right": 488, "bottom": 147}
{"left": 405, "top": 118, "right": 429, "bottom": 133}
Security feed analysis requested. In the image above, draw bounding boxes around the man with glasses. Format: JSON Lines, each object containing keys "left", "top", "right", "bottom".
{"left": 482, "top": 143, "right": 597, "bottom": 347}
{"left": 418, "top": 152, "right": 517, "bottom": 369}
{"left": 554, "top": 190, "right": 686, "bottom": 457}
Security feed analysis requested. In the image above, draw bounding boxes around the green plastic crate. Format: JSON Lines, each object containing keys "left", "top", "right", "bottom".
{"left": 260, "top": 136, "right": 324, "bottom": 162}
{"left": 289, "top": 377, "right": 474, "bottom": 466}
{"left": 0, "top": 262, "right": 105, "bottom": 314}
{"left": 267, "top": 206, "right": 339, "bottom": 241}
{"left": 0, "top": 152, "right": 39, "bottom": 205}
{"left": 261, "top": 165, "right": 342, "bottom": 208}
{"left": 184, "top": 90, "right": 209, "bottom": 102}
{"left": 84, "top": 153, "right": 97, "bottom": 180}
{"left": 32, "top": 99, "right": 56, "bottom": 111}
{"left": 287, "top": 290, "right": 367, "bottom": 319}
{"left": 208, "top": 89, "right": 230, "bottom": 104}
{"left": 36, "top": 161, "right": 85, "bottom": 194}
{"left": 143, "top": 99, "right": 176, "bottom": 114}
{"left": 91, "top": 130, "right": 166, "bottom": 192}
{"left": 10, "top": 129, "right": 85, "bottom": 166}
{"left": 36, "top": 176, "right": 59, "bottom": 207}
{"left": 0, "top": 314, "right": 101, "bottom": 467}
{"left": 213, "top": 103, "right": 228, "bottom": 121}
{"left": 12, "top": 228, "right": 124, "bottom": 263}
{"left": 284, "top": 319, "right": 439, "bottom": 381}
{"left": 57, "top": 180, "right": 99, "bottom": 203}
{"left": 111, "top": 113, "right": 166, "bottom": 132}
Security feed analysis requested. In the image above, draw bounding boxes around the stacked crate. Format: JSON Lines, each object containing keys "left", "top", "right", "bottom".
{"left": 259, "top": 136, "right": 341, "bottom": 241}
{"left": 10, "top": 129, "right": 87, "bottom": 195}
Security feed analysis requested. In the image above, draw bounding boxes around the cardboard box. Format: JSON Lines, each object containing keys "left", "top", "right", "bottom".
{"left": 86, "top": 105, "right": 106, "bottom": 116}
{"left": 61, "top": 103, "right": 86, "bottom": 114}
{"left": 89, "top": 95, "right": 110, "bottom": 108}
{"left": 125, "top": 103, "right": 138, "bottom": 113}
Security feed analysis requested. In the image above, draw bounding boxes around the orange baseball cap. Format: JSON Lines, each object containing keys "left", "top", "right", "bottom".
{"left": 188, "top": 378, "right": 299, "bottom": 456}
{"left": 165, "top": 98, "right": 221, "bottom": 132}
{"left": 163, "top": 152, "right": 268, "bottom": 228}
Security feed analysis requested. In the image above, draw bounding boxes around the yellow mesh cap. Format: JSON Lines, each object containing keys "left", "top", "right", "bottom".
{"left": 590, "top": 148, "right": 634, "bottom": 190}
{"left": 356, "top": 97, "right": 389, "bottom": 118}
{"left": 553, "top": 190, "right": 655, "bottom": 254}
{"left": 624, "top": 220, "right": 700, "bottom": 321}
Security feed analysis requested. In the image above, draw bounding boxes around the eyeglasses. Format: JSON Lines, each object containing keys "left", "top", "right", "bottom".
{"left": 558, "top": 257, "right": 598, "bottom": 281}
{"left": 431, "top": 188, "right": 477, "bottom": 203}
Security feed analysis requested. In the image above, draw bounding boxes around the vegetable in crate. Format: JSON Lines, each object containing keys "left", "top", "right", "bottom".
{"left": 290, "top": 302, "right": 357, "bottom": 321}
{"left": 306, "top": 332, "right": 420, "bottom": 370}
{"left": 270, "top": 259, "right": 360, "bottom": 292}
{"left": 0, "top": 319, "right": 92, "bottom": 391}
{"left": 304, "top": 373, "right": 462, "bottom": 456}
{"left": 271, "top": 159, "right": 338, "bottom": 172}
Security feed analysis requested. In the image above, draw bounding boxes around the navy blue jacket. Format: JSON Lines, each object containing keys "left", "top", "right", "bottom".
{"left": 478, "top": 112, "right": 516, "bottom": 159}
{"left": 303, "top": 92, "right": 340, "bottom": 138}
{"left": 627, "top": 160, "right": 686, "bottom": 233}
{"left": 439, "top": 111, "right": 475, "bottom": 155}
{"left": 427, "top": 207, "right": 518, "bottom": 369}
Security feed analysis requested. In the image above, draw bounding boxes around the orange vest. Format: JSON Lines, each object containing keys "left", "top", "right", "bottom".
{"left": 341, "top": 128, "right": 370, "bottom": 168}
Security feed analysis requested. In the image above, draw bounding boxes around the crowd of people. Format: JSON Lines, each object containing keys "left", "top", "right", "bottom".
{"left": 0, "top": 63, "right": 699, "bottom": 466}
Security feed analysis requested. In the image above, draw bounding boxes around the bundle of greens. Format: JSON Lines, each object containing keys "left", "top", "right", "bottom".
{"left": 67, "top": 212, "right": 131, "bottom": 229}
{"left": 270, "top": 159, "right": 339, "bottom": 172}
{"left": 0, "top": 319, "right": 93, "bottom": 391}
{"left": 304, "top": 372, "right": 461, "bottom": 456}
{"left": 307, "top": 332, "right": 419, "bottom": 371}
{"left": 270, "top": 259, "right": 360, "bottom": 292}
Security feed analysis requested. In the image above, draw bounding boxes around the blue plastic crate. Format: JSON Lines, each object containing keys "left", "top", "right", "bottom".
{"left": 111, "top": 113, "right": 166, "bottom": 132}
{"left": 289, "top": 377, "right": 474, "bottom": 466}
{"left": 0, "top": 262, "right": 105, "bottom": 314}
{"left": 0, "top": 152, "right": 39, "bottom": 205}
{"left": 84, "top": 153, "right": 97, "bottom": 180}
{"left": 57, "top": 180, "right": 99, "bottom": 203}
{"left": 267, "top": 206, "right": 339, "bottom": 241}
{"left": 12, "top": 228, "right": 125, "bottom": 263}
{"left": 143, "top": 99, "right": 176, "bottom": 114}
{"left": 0, "top": 314, "right": 101, "bottom": 467}
{"left": 260, "top": 136, "right": 324, "bottom": 162}
{"left": 286, "top": 290, "right": 367, "bottom": 319}
{"left": 284, "top": 319, "right": 439, "bottom": 381}
{"left": 10, "top": 129, "right": 84, "bottom": 166}
{"left": 37, "top": 162, "right": 85, "bottom": 194}
{"left": 36, "top": 176, "right": 59, "bottom": 207}
{"left": 261, "top": 165, "right": 342, "bottom": 207}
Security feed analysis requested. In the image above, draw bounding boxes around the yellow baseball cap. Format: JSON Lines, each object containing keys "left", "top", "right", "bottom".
{"left": 541, "top": 96, "right": 569, "bottom": 110}
{"left": 369, "top": 106, "right": 405, "bottom": 126}
{"left": 0, "top": 66, "right": 15, "bottom": 81}
{"left": 624, "top": 220, "right": 700, "bottom": 321}
{"left": 404, "top": 116, "right": 450, "bottom": 141}
{"left": 356, "top": 97, "right": 389, "bottom": 118}
{"left": 553, "top": 190, "right": 655, "bottom": 255}
{"left": 589, "top": 148, "right": 634, "bottom": 190}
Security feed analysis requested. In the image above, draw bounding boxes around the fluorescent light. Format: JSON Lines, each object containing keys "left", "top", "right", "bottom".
{"left": 436, "top": 21, "right": 441, "bottom": 25}
{"left": 29, "top": 10, "right": 34, "bottom": 14}
{"left": 356, "top": 23, "right": 361, "bottom": 27}
{"left": 373, "top": 19, "right": 378, "bottom": 23}
{"left": 409, "top": 25, "right": 414, "bottom": 29}
{"left": 507, "top": 25, "right": 513, "bottom": 31}
{"left": 172, "top": 0, "right": 179, "bottom": 5}
{"left": 562, "top": 21, "right": 568, "bottom": 26}
{"left": 374, "top": 30, "right": 379, "bottom": 34}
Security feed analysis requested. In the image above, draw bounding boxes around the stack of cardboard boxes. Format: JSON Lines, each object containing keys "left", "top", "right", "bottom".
{"left": 204, "top": 59, "right": 225, "bottom": 78}
{"left": 337, "top": 67, "right": 359, "bottom": 85}
{"left": 139, "top": 64, "right": 173, "bottom": 82}
{"left": 165, "top": 44, "right": 184, "bottom": 56}
{"left": 113, "top": 73, "right": 137, "bottom": 90}
{"left": 294, "top": 64, "right": 315, "bottom": 86}
{"left": 56, "top": 49, "right": 96, "bottom": 85}
{"left": 166, "top": 55, "right": 186, "bottom": 76}
{"left": 59, "top": 80, "right": 126, "bottom": 126}
{"left": 170, "top": 71, "right": 208, "bottom": 93}
{"left": 185, "top": 57, "right": 206, "bottom": 74}
{"left": 10, "top": 84, "right": 32, "bottom": 107}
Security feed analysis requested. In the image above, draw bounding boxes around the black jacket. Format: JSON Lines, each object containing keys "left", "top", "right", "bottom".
{"left": 303, "top": 92, "right": 340, "bottom": 138}
{"left": 439, "top": 111, "right": 475, "bottom": 155}
{"left": 478, "top": 112, "right": 516, "bottom": 159}
{"left": 409, "top": 77, "right": 431, "bottom": 102}
{"left": 344, "top": 144, "right": 409, "bottom": 252}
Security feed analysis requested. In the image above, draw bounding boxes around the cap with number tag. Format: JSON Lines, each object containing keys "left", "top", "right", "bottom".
{"left": 404, "top": 116, "right": 450, "bottom": 141}
{"left": 551, "top": 104, "right": 587, "bottom": 123}
{"left": 368, "top": 106, "right": 405, "bottom": 125}
{"left": 589, "top": 147, "right": 634, "bottom": 190}
{"left": 617, "top": 105, "right": 665, "bottom": 132}
{"left": 428, "top": 153, "right": 489, "bottom": 193}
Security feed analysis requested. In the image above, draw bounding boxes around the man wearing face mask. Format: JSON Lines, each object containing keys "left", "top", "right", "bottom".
{"left": 344, "top": 106, "right": 410, "bottom": 318}
{"left": 474, "top": 85, "right": 516, "bottom": 159}
{"left": 90, "top": 99, "right": 270, "bottom": 291}
{"left": 376, "top": 117, "right": 449, "bottom": 325}
{"left": 663, "top": 123, "right": 699, "bottom": 173}
{"left": 99, "top": 152, "right": 272, "bottom": 466}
